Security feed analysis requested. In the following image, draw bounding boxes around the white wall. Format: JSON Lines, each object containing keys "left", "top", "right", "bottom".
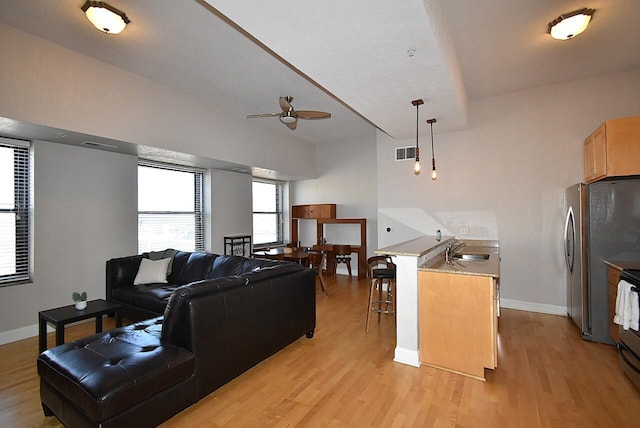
{"left": 291, "top": 133, "right": 378, "bottom": 274}
{"left": 377, "top": 69, "right": 640, "bottom": 314}
{"left": 0, "top": 141, "right": 138, "bottom": 343}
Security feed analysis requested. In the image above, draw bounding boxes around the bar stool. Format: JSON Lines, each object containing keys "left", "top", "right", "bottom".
{"left": 365, "top": 255, "right": 396, "bottom": 333}
{"left": 332, "top": 244, "right": 352, "bottom": 276}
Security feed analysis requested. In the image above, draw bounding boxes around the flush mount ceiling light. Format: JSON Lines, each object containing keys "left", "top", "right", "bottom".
{"left": 547, "top": 8, "right": 595, "bottom": 40}
{"left": 81, "top": 1, "right": 130, "bottom": 34}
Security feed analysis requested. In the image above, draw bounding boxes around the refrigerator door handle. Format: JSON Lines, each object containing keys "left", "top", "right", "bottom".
{"left": 564, "top": 206, "right": 575, "bottom": 274}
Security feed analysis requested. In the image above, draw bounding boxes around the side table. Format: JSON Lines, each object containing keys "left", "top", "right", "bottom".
{"left": 38, "top": 299, "right": 122, "bottom": 354}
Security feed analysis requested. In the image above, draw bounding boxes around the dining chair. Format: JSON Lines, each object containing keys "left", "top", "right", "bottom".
{"left": 307, "top": 250, "right": 328, "bottom": 295}
{"left": 331, "top": 244, "right": 352, "bottom": 276}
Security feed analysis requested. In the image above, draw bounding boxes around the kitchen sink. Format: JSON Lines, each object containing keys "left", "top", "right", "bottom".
{"left": 452, "top": 253, "right": 490, "bottom": 261}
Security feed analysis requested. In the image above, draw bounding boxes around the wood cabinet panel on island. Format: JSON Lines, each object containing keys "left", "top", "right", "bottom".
{"left": 584, "top": 116, "right": 640, "bottom": 183}
{"left": 418, "top": 270, "right": 498, "bottom": 380}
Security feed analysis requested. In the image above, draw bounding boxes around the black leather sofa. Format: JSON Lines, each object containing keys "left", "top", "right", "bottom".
{"left": 106, "top": 250, "right": 290, "bottom": 320}
{"left": 37, "top": 251, "right": 316, "bottom": 427}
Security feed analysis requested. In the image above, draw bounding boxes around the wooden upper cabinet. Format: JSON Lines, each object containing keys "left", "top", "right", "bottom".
{"left": 291, "top": 204, "right": 336, "bottom": 219}
{"left": 584, "top": 116, "right": 640, "bottom": 183}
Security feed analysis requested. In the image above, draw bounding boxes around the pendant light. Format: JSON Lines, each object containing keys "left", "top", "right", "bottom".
{"left": 411, "top": 99, "right": 424, "bottom": 175}
{"left": 427, "top": 118, "right": 437, "bottom": 180}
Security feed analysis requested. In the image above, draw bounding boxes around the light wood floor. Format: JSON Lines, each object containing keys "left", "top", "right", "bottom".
{"left": 2, "top": 274, "right": 640, "bottom": 427}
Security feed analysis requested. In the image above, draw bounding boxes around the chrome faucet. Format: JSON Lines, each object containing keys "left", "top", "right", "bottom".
{"left": 445, "top": 240, "right": 466, "bottom": 264}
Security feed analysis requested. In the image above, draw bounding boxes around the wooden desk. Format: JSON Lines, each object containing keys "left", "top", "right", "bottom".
{"left": 253, "top": 248, "right": 310, "bottom": 265}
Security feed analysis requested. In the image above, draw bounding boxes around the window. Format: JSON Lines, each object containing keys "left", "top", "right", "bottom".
{"left": 0, "top": 138, "right": 30, "bottom": 285}
{"left": 252, "top": 179, "right": 284, "bottom": 246}
{"left": 138, "top": 161, "right": 204, "bottom": 253}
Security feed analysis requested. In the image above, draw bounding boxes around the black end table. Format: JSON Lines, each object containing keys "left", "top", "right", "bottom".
{"left": 38, "top": 299, "right": 122, "bottom": 354}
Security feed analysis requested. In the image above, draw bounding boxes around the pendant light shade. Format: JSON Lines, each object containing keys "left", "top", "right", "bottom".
{"left": 411, "top": 99, "right": 424, "bottom": 176}
{"left": 547, "top": 8, "right": 595, "bottom": 40}
{"left": 81, "top": 1, "right": 130, "bottom": 34}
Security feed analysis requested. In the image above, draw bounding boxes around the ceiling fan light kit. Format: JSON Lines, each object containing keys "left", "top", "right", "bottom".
{"left": 547, "top": 8, "right": 595, "bottom": 40}
{"left": 247, "top": 96, "right": 331, "bottom": 130}
{"left": 280, "top": 114, "right": 297, "bottom": 124}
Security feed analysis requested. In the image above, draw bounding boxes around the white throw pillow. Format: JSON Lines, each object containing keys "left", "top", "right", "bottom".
{"left": 133, "top": 257, "right": 171, "bottom": 285}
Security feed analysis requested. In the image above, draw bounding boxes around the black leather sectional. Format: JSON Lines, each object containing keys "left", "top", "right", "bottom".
{"left": 37, "top": 251, "right": 316, "bottom": 427}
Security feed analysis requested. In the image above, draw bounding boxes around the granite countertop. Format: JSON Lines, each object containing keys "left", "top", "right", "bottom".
{"left": 374, "top": 235, "right": 455, "bottom": 257}
{"left": 419, "top": 241, "right": 500, "bottom": 278}
{"left": 604, "top": 260, "right": 640, "bottom": 271}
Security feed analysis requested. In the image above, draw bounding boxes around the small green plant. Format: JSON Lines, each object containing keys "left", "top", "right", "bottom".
{"left": 72, "top": 292, "right": 87, "bottom": 302}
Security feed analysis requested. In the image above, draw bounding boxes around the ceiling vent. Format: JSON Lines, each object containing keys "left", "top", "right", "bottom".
{"left": 395, "top": 146, "right": 416, "bottom": 161}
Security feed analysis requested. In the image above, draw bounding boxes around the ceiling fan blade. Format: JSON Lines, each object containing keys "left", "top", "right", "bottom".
{"left": 285, "top": 120, "right": 297, "bottom": 130}
{"left": 279, "top": 96, "right": 293, "bottom": 112}
{"left": 246, "top": 112, "right": 280, "bottom": 119}
{"left": 296, "top": 110, "right": 332, "bottom": 120}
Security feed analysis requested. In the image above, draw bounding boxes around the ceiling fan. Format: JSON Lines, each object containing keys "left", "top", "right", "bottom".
{"left": 246, "top": 96, "right": 331, "bottom": 130}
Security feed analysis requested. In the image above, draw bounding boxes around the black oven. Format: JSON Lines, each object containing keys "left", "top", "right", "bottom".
{"left": 618, "top": 269, "right": 640, "bottom": 389}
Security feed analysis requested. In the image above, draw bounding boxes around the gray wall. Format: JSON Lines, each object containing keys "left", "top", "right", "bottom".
{"left": 0, "top": 23, "right": 317, "bottom": 180}
{"left": 0, "top": 141, "right": 138, "bottom": 342}
{"left": 208, "top": 170, "right": 253, "bottom": 255}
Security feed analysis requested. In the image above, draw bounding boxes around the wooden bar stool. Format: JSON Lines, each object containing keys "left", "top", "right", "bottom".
{"left": 365, "top": 255, "right": 396, "bottom": 333}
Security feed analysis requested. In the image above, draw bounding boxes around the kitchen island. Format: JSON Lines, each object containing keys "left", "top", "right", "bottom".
{"left": 376, "top": 237, "right": 500, "bottom": 380}
{"left": 419, "top": 241, "right": 500, "bottom": 380}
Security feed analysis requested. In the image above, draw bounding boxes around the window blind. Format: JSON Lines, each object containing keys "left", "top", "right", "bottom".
{"left": 0, "top": 137, "right": 30, "bottom": 285}
{"left": 138, "top": 161, "right": 204, "bottom": 253}
{"left": 252, "top": 179, "right": 284, "bottom": 246}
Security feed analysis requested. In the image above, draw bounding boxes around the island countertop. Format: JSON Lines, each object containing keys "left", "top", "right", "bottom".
{"left": 375, "top": 235, "right": 454, "bottom": 257}
{"left": 603, "top": 260, "right": 640, "bottom": 271}
{"left": 419, "top": 240, "right": 500, "bottom": 278}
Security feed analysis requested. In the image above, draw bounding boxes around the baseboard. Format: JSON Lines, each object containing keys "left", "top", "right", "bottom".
{"left": 0, "top": 318, "right": 93, "bottom": 346}
{"left": 501, "top": 299, "right": 567, "bottom": 316}
{"left": 0, "top": 299, "right": 567, "bottom": 346}
{"left": 393, "top": 346, "right": 420, "bottom": 367}
{"left": 0, "top": 323, "right": 40, "bottom": 345}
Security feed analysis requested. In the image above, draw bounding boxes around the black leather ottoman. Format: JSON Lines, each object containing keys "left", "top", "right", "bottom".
{"left": 37, "top": 317, "right": 197, "bottom": 428}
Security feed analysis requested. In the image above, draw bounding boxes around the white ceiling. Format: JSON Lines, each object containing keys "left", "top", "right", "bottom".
{"left": 0, "top": 0, "right": 639, "bottom": 149}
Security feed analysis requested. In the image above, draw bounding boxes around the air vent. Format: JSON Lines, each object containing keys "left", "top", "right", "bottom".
{"left": 82, "top": 141, "right": 118, "bottom": 149}
{"left": 395, "top": 146, "right": 416, "bottom": 161}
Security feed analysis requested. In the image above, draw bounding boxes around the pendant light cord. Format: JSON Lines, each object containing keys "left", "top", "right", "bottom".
{"left": 430, "top": 121, "right": 435, "bottom": 160}
{"left": 416, "top": 104, "right": 419, "bottom": 151}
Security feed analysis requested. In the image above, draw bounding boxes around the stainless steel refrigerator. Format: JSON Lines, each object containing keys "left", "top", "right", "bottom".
{"left": 564, "top": 179, "right": 640, "bottom": 344}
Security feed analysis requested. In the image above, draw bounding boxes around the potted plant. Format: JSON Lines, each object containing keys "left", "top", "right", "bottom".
{"left": 72, "top": 292, "right": 87, "bottom": 310}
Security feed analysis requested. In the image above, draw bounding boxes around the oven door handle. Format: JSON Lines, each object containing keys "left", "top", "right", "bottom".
{"left": 618, "top": 342, "right": 640, "bottom": 375}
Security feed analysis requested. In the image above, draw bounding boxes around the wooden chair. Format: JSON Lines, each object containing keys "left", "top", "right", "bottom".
{"left": 365, "top": 255, "right": 396, "bottom": 333}
{"left": 331, "top": 244, "right": 352, "bottom": 276}
{"left": 307, "top": 250, "right": 328, "bottom": 295}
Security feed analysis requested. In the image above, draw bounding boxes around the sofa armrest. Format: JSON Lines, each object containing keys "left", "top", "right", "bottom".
{"left": 106, "top": 255, "right": 143, "bottom": 300}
